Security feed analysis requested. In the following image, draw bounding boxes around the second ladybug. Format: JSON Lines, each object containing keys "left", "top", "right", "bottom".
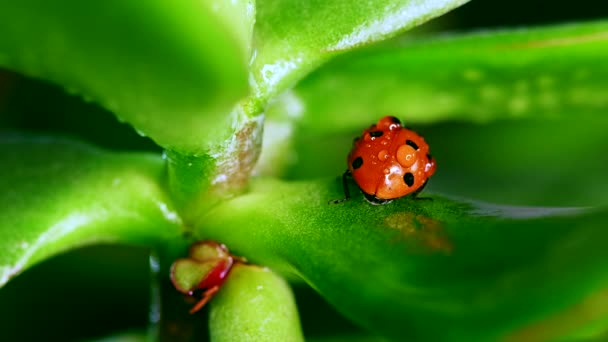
{"left": 331, "top": 116, "right": 436, "bottom": 205}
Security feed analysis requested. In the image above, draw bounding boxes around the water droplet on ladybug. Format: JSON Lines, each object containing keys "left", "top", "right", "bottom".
{"left": 378, "top": 150, "right": 390, "bottom": 161}
{"left": 396, "top": 145, "right": 417, "bottom": 168}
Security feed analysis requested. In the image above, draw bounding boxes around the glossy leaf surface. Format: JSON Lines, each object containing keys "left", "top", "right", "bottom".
{"left": 251, "top": 0, "right": 470, "bottom": 102}
{"left": 200, "top": 178, "right": 608, "bottom": 341}
{"left": 271, "top": 20, "right": 608, "bottom": 132}
{"left": 261, "top": 21, "right": 608, "bottom": 207}
{"left": 277, "top": 115, "right": 608, "bottom": 208}
{"left": 0, "top": 1, "right": 252, "bottom": 153}
{"left": 0, "top": 135, "right": 182, "bottom": 287}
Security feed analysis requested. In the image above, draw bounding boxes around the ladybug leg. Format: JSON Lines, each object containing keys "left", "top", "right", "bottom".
{"left": 412, "top": 181, "right": 432, "bottom": 201}
{"left": 329, "top": 170, "right": 352, "bottom": 204}
{"left": 189, "top": 285, "right": 220, "bottom": 314}
{"left": 363, "top": 193, "right": 392, "bottom": 205}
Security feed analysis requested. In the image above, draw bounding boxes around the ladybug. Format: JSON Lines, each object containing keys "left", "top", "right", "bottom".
{"left": 331, "top": 116, "right": 436, "bottom": 205}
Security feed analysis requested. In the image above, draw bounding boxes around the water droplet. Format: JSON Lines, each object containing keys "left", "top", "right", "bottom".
{"left": 378, "top": 150, "right": 389, "bottom": 161}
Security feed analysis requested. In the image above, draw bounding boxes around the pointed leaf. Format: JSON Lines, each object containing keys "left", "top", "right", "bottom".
{"left": 252, "top": 0, "right": 470, "bottom": 101}
{"left": 0, "top": 1, "right": 253, "bottom": 153}
{"left": 0, "top": 134, "right": 182, "bottom": 287}
{"left": 273, "top": 20, "right": 608, "bottom": 132}
{"left": 199, "top": 178, "right": 608, "bottom": 341}
{"left": 274, "top": 115, "right": 608, "bottom": 207}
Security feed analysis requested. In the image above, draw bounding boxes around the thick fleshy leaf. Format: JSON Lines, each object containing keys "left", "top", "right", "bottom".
{"left": 209, "top": 264, "right": 304, "bottom": 342}
{"left": 251, "top": 0, "right": 470, "bottom": 102}
{"left": 277, "top": 116, "right": 608, "bottom": 207}
{"left": 0, "top": 1, "right": 253, "bottom": 153}
{"left": 0, "top": 135, "right": 182, "bottom": 287}
{"left": 199, "top": 178, "right": 608, "bottom": 341}
{"left": 269, "top": 20, "right": 608, "bottom": 132}
{"left": 422, "top": 117, "right": 608, "bottom": 207}
{"left": 260, "top": 21, "right": 608, "bottom": 206}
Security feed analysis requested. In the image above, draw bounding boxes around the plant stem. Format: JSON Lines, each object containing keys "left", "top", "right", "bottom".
{"left": 209, "top": 264, "right": 305, "bottom": 342}
{"left": 165, "top": 108, "right": 264, "bottom": 222}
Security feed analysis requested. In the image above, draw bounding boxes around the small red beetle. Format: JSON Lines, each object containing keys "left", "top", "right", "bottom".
{"left": 331, "top": 116, "right": 436, "bottom": 205}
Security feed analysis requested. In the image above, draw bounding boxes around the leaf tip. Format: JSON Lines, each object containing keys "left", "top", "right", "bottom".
{"left": 0, "top": 265, "right": 20, "bottom": 288}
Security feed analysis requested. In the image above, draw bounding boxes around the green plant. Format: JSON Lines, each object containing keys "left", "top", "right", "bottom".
{"left": 1, "top": 1, "right": 608, "bottom": 341}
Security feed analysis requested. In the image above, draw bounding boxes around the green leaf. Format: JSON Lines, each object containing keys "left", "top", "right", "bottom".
{"left": 278, "top": 116, "right": 608, "bottom": 207}
{"left": 422, "top": 117, "right": 608, "bottom": 207}
{"left": 209, "top": 264, "right": 304, "bottom": 342}
{"left": 273, "top": 20, "right": 608, "bottom": 133}
{"left": 261, "top": 21, "right": 608, "bottom": 206}
{"left": 0, "top": 1, "right": 253, "bottom": 153}
{"left": 199, "top": 178, "right": 608, "bottom": 341}
{"left": 0, "top": 134, "right": 182, "bottom": 287}
{"left": 251, "top": 0, "right": 470, "bottom": 103}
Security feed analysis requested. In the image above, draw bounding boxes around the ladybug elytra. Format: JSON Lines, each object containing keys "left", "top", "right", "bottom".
{"left": 331, "top": 116, "right": 436, "bottom": 205}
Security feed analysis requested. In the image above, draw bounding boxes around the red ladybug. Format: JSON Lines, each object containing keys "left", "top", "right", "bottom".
{"left": 331, "top": 116, "right": 436, "bottom": 205}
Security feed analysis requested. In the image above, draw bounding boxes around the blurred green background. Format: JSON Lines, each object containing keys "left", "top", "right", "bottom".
{"left": 1, "top": 1, "right": 607, "bottom": 341}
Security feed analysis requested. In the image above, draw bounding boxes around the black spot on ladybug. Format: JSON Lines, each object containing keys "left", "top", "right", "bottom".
{"left": 352, "top": 157, "right": 363, "bottom": 169}
{"left": 427, "top": 153, "right": 433, "bottom": 160}
{"left": 406, "top": 139, "right": 419, "bottom": 150}
{"left": 404, "top": 172, "right": 414, "bottom": 187}
{"left": 389, "top": 116, "right": 401, "bottom": 124}
{"left": 370, "top": 131, "right": 384, "bottom": 138}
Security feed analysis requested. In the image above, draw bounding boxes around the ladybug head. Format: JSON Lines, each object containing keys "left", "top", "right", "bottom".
{"left": 376, "top": 116, "right": 401, "bottom": 131}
